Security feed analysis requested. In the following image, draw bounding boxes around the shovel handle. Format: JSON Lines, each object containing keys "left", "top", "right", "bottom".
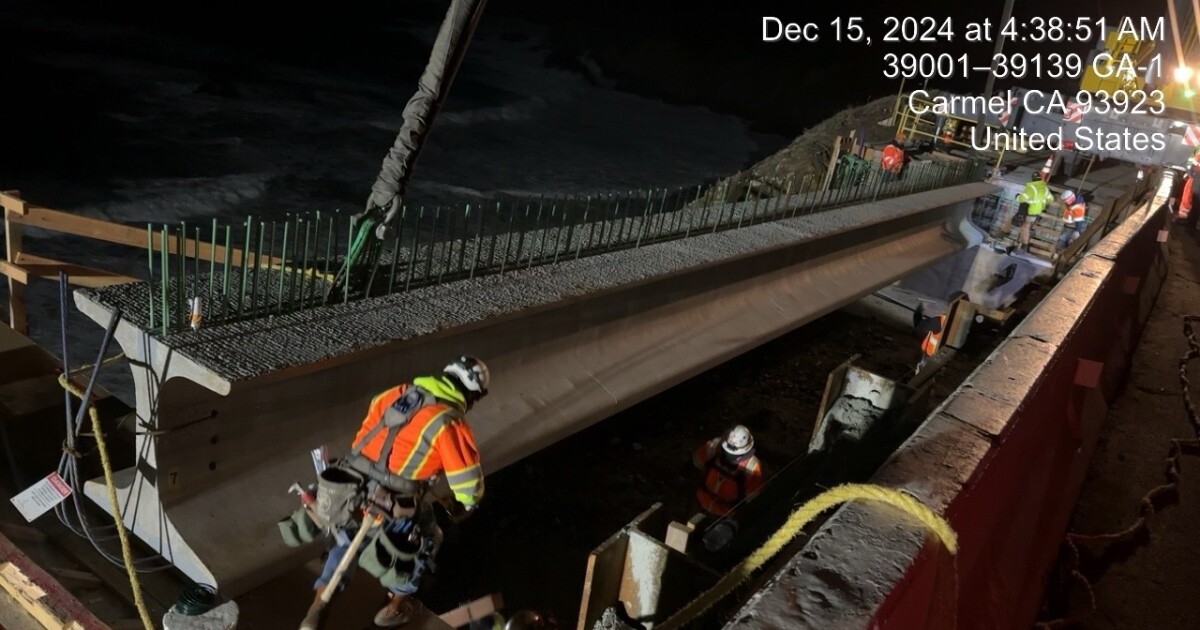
{"left": 318, "top": 512, "right": 383, "bottom": 604}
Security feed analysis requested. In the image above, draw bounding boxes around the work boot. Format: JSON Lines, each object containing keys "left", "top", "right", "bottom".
{"left": 299, "top": 587, "right": 327, "bottom": 630}
{"left": 374, "top": 594, "right": 422, "bottom": 628}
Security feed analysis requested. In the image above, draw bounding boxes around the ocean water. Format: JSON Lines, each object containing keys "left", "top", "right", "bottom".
{"left": 2, "top": 7, "right": 787, "bottom": 403}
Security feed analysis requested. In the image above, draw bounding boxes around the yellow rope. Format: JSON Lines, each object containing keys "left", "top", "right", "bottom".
{"left": 59, "top": 374, "right": 155, "bottom": 630}
{"left": 67, "top": 352, "right": 126, "bottom": 378}
{"left": 655, "top": 483, "right": 957, "bottom": 630}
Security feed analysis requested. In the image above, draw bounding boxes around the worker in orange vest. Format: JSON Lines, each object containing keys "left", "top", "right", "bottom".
{"left": 1179, "top": 173, "right": 1194, "bottom": 222}
{"left": 1056, "top": 190, "right": 1087, "bottom": 253}
{"left": 913, "top": 301, "right": 947, "bottom": 374}
{"left": 880, "top": 140, "right": 906, "bottom": 182}
{"left": 301, "top": 356, "right": 490, "bottom": 629}
{"left": 693, "top": 425, "right": 765, "bottom": 516}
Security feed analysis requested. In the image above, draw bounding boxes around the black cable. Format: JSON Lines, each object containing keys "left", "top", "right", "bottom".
{"left": 174, "top": 583, "right": 219, "bottom": 616}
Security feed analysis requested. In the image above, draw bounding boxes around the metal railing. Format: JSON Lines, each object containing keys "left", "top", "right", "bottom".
{"left": 142, "top": 157, "right": 985, "bottom": 334}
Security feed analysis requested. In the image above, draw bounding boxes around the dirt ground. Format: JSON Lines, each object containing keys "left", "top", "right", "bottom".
{"left": 415, "top": 302, "right": 1003, "bottom": 624}
{"left": 1038, "top": 226, "right": 1200, "bottom": 629}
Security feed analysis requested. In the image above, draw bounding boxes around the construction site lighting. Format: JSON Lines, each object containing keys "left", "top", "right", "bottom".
{"left": 1174, "top": 65, "right": 1194, "bottom": 83}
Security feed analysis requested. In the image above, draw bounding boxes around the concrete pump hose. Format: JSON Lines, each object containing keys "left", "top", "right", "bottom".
{"left": 58, "top": 374, "right": 155, "bottom": 630}
{"left": 654, "top": 483, "right": 958, "bottom": 630}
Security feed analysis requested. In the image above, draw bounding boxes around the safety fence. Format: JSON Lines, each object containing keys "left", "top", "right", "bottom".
{"left": 125, "top": 157, "right": 984, "bottom": 334}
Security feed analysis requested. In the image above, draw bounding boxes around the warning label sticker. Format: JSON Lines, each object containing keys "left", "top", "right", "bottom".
{"left": 9, "top": 472, "right": 72, "bottom": 522}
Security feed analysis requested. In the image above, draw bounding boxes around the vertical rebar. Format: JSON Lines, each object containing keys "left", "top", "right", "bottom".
{"left": 527, "top": 197, "right": 545, "bottom": 269}
{"left": 389, "top": 206, "right": 406, "bottom": 293}
{"left": 276, "top": 221, "right": 290, "bottom": 313}
{"left": 635, "top": 192, "right": 652, "bottom": 249}
{"left": 405, "top": 207, "right": 424, "bottom": 291}
{"left": 512, "top": 203, "right": 529, "bottom": 270}
{"left": 457, "top": 205, "right": 470, "bottom": 275}
{"left": 222, "top": 225, "right": 232, "bottom": 320}
{"left": 160, "top": 227, "right": 170, "bottom": 334}
{"left": 500, "top": 202, "right": 516, "bottom": 274}
{"left": 437, "top": 205, "right": 454, "bottom": 283}
{"left": 301, "top": 218, "right": 312, "bottom": 305}
{"left": 323, "top": 213, "right": 334, "bottom": 290}
{"left": 208, "top": 219, "right": 217, "bottom": 305}
{"left": 576, "top": 196, "right": 592, "bottom": 259}
{"left": 253, "top": 221, "right": 266, "bottom": 314}
{"left": 240, "top": 218, "right": 253, "bottom": 317}
{"left": 193, "top": 227, "right": 201, "bottom": 315}
{"left": 592, "top": 193, "right": 610, "bottom": 249}
{"left": 146, "top": 224, "right": 156, "bottom": 331}
{"left": 470, "top": 205, "right": 486, "bottom": 278}
{"left": 487, "top": 201, "right": 500, "bottom": 270}
{"left": 424, "top": 207, "right": 441, "bottom": 284}
{"left": 177, "top": 222, "right": 186, "bottom": 324}
{"left": 556, "top": 195, "right": 573, "bottom": 264}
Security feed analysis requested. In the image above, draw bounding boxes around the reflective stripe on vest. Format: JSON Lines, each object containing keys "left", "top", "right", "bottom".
{"left": 1063, "top": 202, "right": 1086, "bottom": 224}
{"left": 352, "top": 386, "right": 462, "bottom": 480}
{"left": 881, "top": 146, "right": 904, "bottom": 172}
{"left": 921, "top": 315, "right": 947, "bottom": 357}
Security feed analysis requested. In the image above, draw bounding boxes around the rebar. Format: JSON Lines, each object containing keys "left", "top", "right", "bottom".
{"left": 141, "top": 157, "right": 982, "bottom": 333}
{"left": 159, "top": 228, "right": 169, "bottom": 335}
{"left": 146, "top": 225, "right": 155, "bottom": 331}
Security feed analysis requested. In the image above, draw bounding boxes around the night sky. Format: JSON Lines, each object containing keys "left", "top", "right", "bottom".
{"left": 6, "top": 0, "right": 1170, "bottom": 137}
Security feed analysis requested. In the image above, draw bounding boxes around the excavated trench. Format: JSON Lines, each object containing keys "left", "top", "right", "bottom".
{"left": 242, "top": 295, "right": 1016, "bottom": 625}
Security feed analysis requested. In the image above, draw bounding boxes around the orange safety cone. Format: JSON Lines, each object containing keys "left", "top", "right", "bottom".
{"left": 1040, "top": 155, "right": 1054, "bottom": 181}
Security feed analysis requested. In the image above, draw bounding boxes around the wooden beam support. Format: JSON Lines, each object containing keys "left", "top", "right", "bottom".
{"left": 4, "top": 191, "right": 27, "bottom": 335}
{"left": 6, "top": 203, "right": 282, "bottom": 267}
{"left": 0, "top": 191, "right": 28, "bottom": 216}
{"left": 8, "top": 253, "right": 138, "bottom": 288}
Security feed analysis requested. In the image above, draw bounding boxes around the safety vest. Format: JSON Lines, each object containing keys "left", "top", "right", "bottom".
{"left": 694, "top": 441, "right": 763, "bottom": 516}
{"left": 921, "top": 315, "right": 947, "bottom": 357}
{"left": 1017, "top": 180, "right": 1052, "bottom": 216}
{"left": 881, "top": 145, "right": 904, "bottom": 173}
{"left": 1063, "top": 201, "right": 1086, "bottom": 225}
{"left": 1181, "top": 175, "right": 1194, "bottom": 220}
{"left": 351, "top": 376, "right": 485, "bottom": 507}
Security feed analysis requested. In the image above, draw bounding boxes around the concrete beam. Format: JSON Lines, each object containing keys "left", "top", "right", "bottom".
{"left": 73, "top": 183, "right": 996, "bottom": 595}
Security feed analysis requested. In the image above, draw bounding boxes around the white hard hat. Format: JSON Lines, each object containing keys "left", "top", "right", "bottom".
{"left": 444, "top": 356, "right": 490, "bottom": 395}
{"left": 722, "top": 425, "right": 754, "bottom": 456}
{"left": 1061, "top": 190, "right": 1076, "bottom": 203}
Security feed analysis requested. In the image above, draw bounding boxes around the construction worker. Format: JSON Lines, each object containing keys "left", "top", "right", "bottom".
{"left": 912, "top": 300, "right": 947, "bottom": 374}
{"left": 880, "top": 139, "right": 906, "bottom": 182}
{"left": 693, "top": 426, "right": 764, "bottom": 516}
{"left": 1056, "top": 190, "right": 1087, "bottom": 253}
{"left": 1013, "top": 172, "right": 1052, "bottom": 252}
{"left": 303, "top": 356, "right": 490, "bottom": 629}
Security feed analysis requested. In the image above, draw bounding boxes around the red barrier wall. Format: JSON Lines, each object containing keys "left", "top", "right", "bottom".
{"left": 726, "top": 202, "right": 1169, "bottom": 629}
{"left": 872, "top": 202, "right": 1170, "bottom": 629}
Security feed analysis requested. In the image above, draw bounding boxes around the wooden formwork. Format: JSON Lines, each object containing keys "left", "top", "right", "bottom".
{"left": 0, "top": 191, "right": 279, "bottom": 337}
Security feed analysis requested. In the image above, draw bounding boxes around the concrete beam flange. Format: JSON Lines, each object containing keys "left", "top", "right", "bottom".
{"left": 73, "top": 183, "right": 997, "bottom": 594}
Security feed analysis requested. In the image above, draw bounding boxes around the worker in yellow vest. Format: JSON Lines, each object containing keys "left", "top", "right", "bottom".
{"left": 1055, "top": 190, "right": 1087, "bottom": 253}
{"left": 1013, "top": 173, "right": 1052, "bottom": 252}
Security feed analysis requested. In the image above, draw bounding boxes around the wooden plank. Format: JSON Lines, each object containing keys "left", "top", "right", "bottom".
{"left": 5, "top": 194, "right": 28, "bottom": 336}
{"left": 0, "top": 191, "right": 28, "bottom": 216}
{"left": 8, "top": 204, "right": 280, "bottom": 267}
{"left": 437, "top": 593, "right": 503, "bottom": 628}
{"left": 0, "top": 259, "right": 29, "bottom": 284}
{"left": 12, "top": 253, "right": 138, "bottom": 288}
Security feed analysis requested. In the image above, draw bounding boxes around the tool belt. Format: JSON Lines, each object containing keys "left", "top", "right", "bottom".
{"left": 341, "top": 454, "right": 429, "bottom": 498}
